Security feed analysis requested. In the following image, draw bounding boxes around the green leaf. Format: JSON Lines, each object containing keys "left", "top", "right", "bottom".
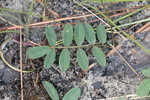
{"left": 77, "top": 48, "right": 89, "bottom": 70}
{"left": 62, "top": 24, "right": 73, "bottom": 46}
{"left": 42, "top": 81, "right": 60, "bottom": 100}
{"left": 59, "top": 49, "right": 70, "bottom": 72}
{"left": 63, "top": 88, "right": 81, "bottom": 100}
{"left": 46, "top": 26, "right": 57, "bottom": 46}
{"left": 92, "top": 46, "right": 106, "bottom": 67}
{"left": 74, "top": 22, "right": 85, "bottom": 46}
{"left": 84, "top": 23, "right": 96, "bottom": 44}
{"left": 142, "top": 67, "right": 150, "bottom": 77}
{"left": 44, "top": 49, "right": 56, "bottom": 69}
{"left": 136, "top": 79, "right": 150, "bottom": 97}
{"left": 96, "top": 25, "right": 107, "bottom": 44}
{"left": 27, "top": 46, "right": 49, "bottom": 59}
{"left": 117, "top": 97, "right": 125, "bottom": 100}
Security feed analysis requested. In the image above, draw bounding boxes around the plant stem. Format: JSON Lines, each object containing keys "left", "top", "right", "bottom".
{"left": 49, "top": 43, "right": 107, "bottom": 49}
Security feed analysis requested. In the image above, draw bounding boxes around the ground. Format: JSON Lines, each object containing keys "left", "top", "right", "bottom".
{"left": 0, "top": 0, "right": 150, "bottom": 100}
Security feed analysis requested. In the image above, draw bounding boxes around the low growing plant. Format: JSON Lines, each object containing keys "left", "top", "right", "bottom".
{"left": 136, "top": 67, "right": 150, "bottom": 97}
{"left": 27, "top": 22, "right": 107, "bottom": 99}
{"left": 27, "top": 22, "right": 107, "bottom": 71}
{"left": 42, "top": 81, "right": 81, "bottom": 100}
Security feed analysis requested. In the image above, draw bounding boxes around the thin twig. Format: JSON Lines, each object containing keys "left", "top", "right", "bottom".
{"left": 73, "top": 0, "right": 110, "bottom": 27}
{"left": 0, "top": 6, "right": 142, "bottom": 31}
{"left": 0, "top": 16, "right": 18, "bottom": 27}
{"left": 110, "top": 44, "right": 142, "bottom": 81}
{"left": 106, "top": 44, "right": 122, "bottom": 57}
{"left": 0, "top": 38, "right": 32, "bottom": 73}
{"left": 19, "top": 29, "right": 24, "bottom": 100}
{"left": 0, "top": 14, "right": 93, "bottom": 31}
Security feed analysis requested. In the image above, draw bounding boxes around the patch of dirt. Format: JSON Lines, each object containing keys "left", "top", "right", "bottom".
{"left": 0, "top": 0, "right": 150, "bottom": 100}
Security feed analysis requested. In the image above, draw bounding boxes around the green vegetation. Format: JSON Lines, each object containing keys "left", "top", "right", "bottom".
{"left": 136, "top": 67, "right": 150, "bottom": 96}
{"left": 27, "top": 22, "right": 107, "bottom": 99}
{"left": 42, "top": 81, "right": 81, "bottom": 100}
{"left": 1, "top": 0, "right": 150, "bottom": 99}
{"left": 27, "top": 22, "right": 107, "bottom": 72}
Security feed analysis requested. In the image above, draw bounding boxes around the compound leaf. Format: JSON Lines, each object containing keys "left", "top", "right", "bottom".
{"left": 96, "top": 25, "right": 107, "bottom": 44}
{"left": 62, "top": 24, "right": 73, "bottom": 46}
{"left": 136, "top": 79, "right": 150, "bottom": 97}
{"left": 59, "top": 49, "right": 70, "bottom": 72}
{"left": 92, "top": 46, "right": 106, "bottom": 67}
{"left": 77, "top": 48, "right": 89, "bottom": 70}
{"left": 84, "top": 23, "right": 96, "bottom": 44}
{"left": 46, "top": 26, "right": 57, "bottom": 46}
{"left": 141, "top": 67, "right": 150, "bottom": 77}
{"left": 44, "top": 49, "right": 56, "bottom": 69}
{"left": 74, "top": 22, "right": 85, "bottom": 46}
{"left": 42, "top": 81, "right": 59, "bottom": 100}
{"left": 63, "top": 88, "right": 81, "bottom": 100}
{"left": 27, "top": 46, "right": 49, "bottom": 59}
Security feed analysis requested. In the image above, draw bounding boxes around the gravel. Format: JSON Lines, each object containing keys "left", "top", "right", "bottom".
{"left": 0, "top": 0, "right": 150, "bottom": 100}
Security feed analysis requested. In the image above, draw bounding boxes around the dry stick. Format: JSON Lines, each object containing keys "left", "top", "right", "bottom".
{"left": 29, "top": 9, "right": 138, "bottom": 29}
{"left": 0, "top": 4, "right": 146, "bottom": 31}
{"left": 0, "top": 16, "right": 18, "bottom": 27}
{"left": 74, "top": 0, "right": 110, "bottom": 27}
{"left": 0, "top": 16, "right": 17, "bottom": 26}
{"left": 106, "top": 44, "right": 122, "bottom": 57}
{"left": 132, "top": 21, "right": 150, "bottom": 37}
{"left": 19, "top": 29, "right": 24, "bottom": 100}
{"left": 0, "top": 14, "right": 94, "bottom": 31}
{"left": 0, "top": 6, "right": 141, "bottom": 31}
{"left": 19, "top": 10, "right": 134, "bottom": 29}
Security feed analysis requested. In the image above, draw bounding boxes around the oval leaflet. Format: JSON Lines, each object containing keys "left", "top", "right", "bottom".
{"left": 84, "top": 23, "right": 96, "bottom": 44}
{"left": 59, "top": 49, "right": 70, "bottom": 72}
{"left": 92, "top": 46, "right": 106, "bottom": 67}
{"left": 136, "top": 79, "right": 150, "bottom": 97}
{"left": 96, "top": 25, "right": 107, "bottom": 44}
{"left": 44, "top": 49, "right": 56, "bottom": 69}
{"left": 77, "top": 48, "right": 89, "bottom": 70}
{"left": 74, "top": 22, "right": 85, "bottom": 46}
{"left": 27, "top": 46, "right": 49, "bottom": 59}
{"left": 42, "top": 81, "right": 60, "bottom": 100}
{"left": 46, "top": 26, "right": 57, "bottom": 46}
{"left": 63, "top": 88, "right": 81, "bottom": 100}
{"left": 62, "top": 24, "right": 73, "bottom": 46}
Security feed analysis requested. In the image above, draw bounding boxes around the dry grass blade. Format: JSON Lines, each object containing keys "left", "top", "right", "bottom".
{"left": 0, "top": 14, "right": 94, "bottom": 31}
{"left": 110, "top": 45, "right": 141, "bottom": 80}
{"left": 0, "top": 39, "right": 32, "bottom": 73}
{"left": 136, "top": 21, "right": 150, "bottom": 33}
{"left": 73, "top": 0, "right": 110, "bottom": 27}
{"left": 106, "top": 44, "right": 122, "bottom": 57}
{"left": 19, "top": 29, "right": 24, "bottom": 100}
{"left": 0, "top": 16, "right": 17, "bottom": 27}
{"left": 39, "top": 1, "right": 60, "bottom": 18}
{"left": 0, "top": 5, "right": 142, "bottom": 31}
{"left": 131, "top": 21, "right": 150, "bottom": 38}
